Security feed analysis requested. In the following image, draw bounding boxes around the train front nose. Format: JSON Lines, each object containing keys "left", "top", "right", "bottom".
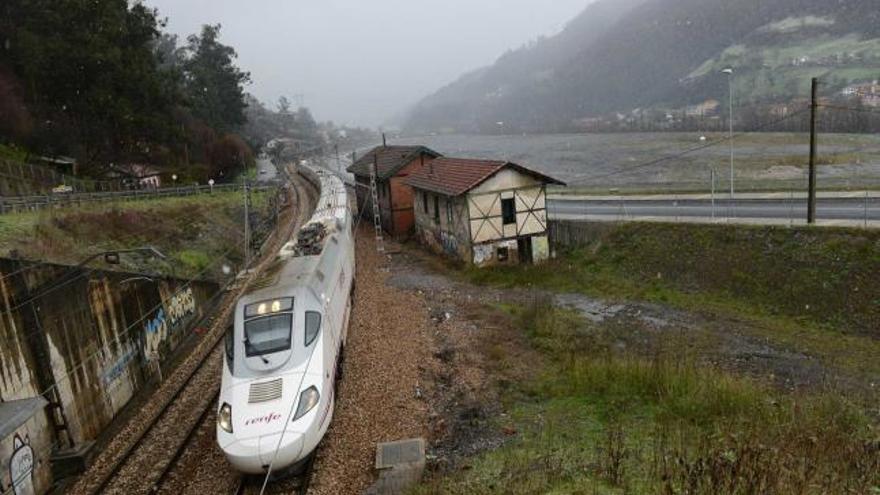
{"left": 224, "top": 432, "right": 305, "bottom": 474}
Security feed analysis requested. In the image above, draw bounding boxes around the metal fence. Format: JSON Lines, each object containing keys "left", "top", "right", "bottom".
{"left": 0, "top": 183, "right": 271, "bottom": 214}
{"left": 0, "top": 158, "right": 123, "bottom": 196}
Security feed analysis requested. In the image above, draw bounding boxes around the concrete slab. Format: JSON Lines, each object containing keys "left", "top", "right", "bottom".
{"left": 0, "top": 397, "right": 47, "bottom": 439}
{"left": 366, "top": 438, "right": 426, "bottom": 495}
{"left": 376, "top": 438, "right": 424, "bottom": 470}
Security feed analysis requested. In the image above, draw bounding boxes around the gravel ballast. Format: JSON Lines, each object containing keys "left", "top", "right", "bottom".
{"left": 306, "top": 230, "right": 438, "bottom": 495}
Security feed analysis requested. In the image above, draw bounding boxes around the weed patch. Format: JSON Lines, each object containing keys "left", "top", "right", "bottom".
{"left": 416, "top": 300, "right": 880, "bottom": 494}
{"left": 0, "top": 191, "right": 272, "bottom": 279}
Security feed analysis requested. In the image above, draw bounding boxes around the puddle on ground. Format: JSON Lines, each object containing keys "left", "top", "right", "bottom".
{"left": 555, "top": 293, "right": 625, "bottom": 323}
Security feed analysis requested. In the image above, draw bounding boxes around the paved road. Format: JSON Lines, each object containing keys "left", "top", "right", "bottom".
{"left": 548, "top": 197, "right": 880, "bottom": 222}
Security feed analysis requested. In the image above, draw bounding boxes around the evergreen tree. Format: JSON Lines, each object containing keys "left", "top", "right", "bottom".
{"left": 184, "top": 25, "right": 251, "bottom": 134}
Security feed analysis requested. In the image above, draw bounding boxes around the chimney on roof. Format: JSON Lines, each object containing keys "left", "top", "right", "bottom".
{"left": 382, "top": 133, "right": 387, "bottom": 148}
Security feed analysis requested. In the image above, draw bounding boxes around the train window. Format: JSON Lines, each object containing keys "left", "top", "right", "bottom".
{"left": 225, "top": 325, "right": 235, "bottom": 367}
{"left": 305, "top": 311, "right": 321, "bottom": 346}
{"left": 245, "top": 298, "right": 293, "bottom": 318}
{"left": 244, "top": 314, "right": 293, "bottom": 356}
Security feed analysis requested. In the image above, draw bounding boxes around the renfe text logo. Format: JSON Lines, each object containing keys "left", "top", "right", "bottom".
{"left": 245, "top": 413, "right": 282, "bottom": 426}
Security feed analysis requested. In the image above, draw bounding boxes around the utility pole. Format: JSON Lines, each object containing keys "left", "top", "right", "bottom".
{"left": 808, "top": 77, "right": 819, "bottom": 224}
{"left": 710, "top": 167, "right": 716, "bottom": 221}
{"left": 243, "top": 181, "right": 251, "bottom": 267}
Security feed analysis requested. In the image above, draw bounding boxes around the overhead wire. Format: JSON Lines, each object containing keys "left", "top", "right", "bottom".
{"left": 258, "top": 163, "right": 351, "bottom": 494}
{"left": 0, "top": 215, "right": 266, "bottom": 436}
{"left": 0, "top": 211, "right": 281, "bottom": 367}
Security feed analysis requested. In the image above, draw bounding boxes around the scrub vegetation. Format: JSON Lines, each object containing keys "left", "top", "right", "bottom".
{"left": 415, "top": 221, "right": 880, "bottom": 493}
{"left": 0, "top": 190, "right": 273, "bottom": 279}
{"left": 415, "top": 299, "right": 880, "bottom": 494}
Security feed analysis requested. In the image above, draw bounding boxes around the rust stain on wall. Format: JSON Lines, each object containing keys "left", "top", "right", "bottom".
{"left": 0, "top": 259, "right": 220, "bottom": 493}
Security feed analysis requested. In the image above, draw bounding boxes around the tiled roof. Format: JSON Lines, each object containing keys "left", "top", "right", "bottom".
{"left": 404, "top": 157, "right": 565, "bottom": 197}
{"left": 346, "top": 145, "right": 441, "bottom": 179}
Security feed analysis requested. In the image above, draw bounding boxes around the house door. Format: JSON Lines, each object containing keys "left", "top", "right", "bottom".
{"left": 517, "top": 237, "right": 533, "bottom": 264}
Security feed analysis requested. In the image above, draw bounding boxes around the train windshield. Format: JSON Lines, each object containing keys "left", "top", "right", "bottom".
{"left": 244, "top": 314, "right": 293, "bottom": 356}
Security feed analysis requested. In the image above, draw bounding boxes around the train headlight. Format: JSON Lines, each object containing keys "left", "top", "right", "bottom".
{"left": 218, "top": 402, "right": 233, "bottom": 433}
{"left": 293, "top": 386, "right": 320, "bottom": 421}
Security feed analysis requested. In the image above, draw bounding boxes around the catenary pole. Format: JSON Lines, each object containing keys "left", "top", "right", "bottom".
{"left": 808, "top": 77, "right": 819, "bottom": 224}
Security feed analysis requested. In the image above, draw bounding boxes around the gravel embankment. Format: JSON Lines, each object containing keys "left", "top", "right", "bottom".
{"left": 306, "top": 229, "right": 438, "bottom": 495}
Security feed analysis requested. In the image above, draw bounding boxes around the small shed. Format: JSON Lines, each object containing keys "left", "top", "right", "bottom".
{"left": 346, "top": 145, "right": 441, "bottom": 239}
{"left": 405, "top": 157, "right": 565, "bottom": 267}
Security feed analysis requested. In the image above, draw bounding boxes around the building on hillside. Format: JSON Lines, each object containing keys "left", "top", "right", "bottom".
{"left": 405, "top": 157, "right": 565, "bottom": 267}
{"left": 685, "top": 99, "right": 720, "bottom": 118}
{"left": 107, "top": 164, "right": 162, "bottom": 189}
{"left": 346, "top": 145, "right": 441, "bottom": 238}
{"left": 841, "top": 80, "right": 880, "bottom": 98}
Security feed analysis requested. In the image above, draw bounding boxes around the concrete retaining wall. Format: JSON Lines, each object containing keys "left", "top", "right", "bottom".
{"left": 0, "top": 259, "right": 220, "bottom": 493}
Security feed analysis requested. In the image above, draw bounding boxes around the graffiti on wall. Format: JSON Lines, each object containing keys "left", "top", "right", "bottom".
{"left": 473, "top": 244, "right": 494, "bottom": 265}
{"left": 101, "top": 345, "right": 138, "bottom": 386}
{"left": 6, "top": 434, "right": 34, "bottom": 495}
{"left": 166, "top": 287, "right": 196, "bottom": 327}
{"left": 143, "top": 287, "right": 196, "bottom": 357}
{"left": 434, "top": 231, "right": 459, "bottom": 257}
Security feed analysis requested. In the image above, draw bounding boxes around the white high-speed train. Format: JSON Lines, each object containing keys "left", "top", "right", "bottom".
{"left": 217, "top": 165, "right": 354, "bottom": 475}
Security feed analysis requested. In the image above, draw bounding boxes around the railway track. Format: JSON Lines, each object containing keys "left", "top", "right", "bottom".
{"left": 68, "top": 166, "right": 320, "bottom": 495}
{"left": 231, "top": 458, "right": 314, "bottom": 495}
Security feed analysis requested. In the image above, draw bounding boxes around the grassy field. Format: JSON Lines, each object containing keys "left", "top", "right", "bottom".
{"left": 465, "top": 223, "right": 880, "bottom": 376}
{"left": 0, "top": 190, "right": 273, "bottom": 279}
{"left": 394, "top": 133, "right": 880, "bottom": 193}
{"left": 415, "top": 221, "right": 880, "bottom": 494}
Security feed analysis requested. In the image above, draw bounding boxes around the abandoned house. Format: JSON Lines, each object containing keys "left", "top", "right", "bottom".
{"left": 405, "top": 157, "right": 565, "bottom": 267}
{"left": 346, "top": 145, "right": 441, "bottom": 238}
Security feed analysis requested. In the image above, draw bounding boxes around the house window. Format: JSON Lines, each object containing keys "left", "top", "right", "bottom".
{"left": 501, "top": 198, "right": 516, "bottom": 225}
{"left": 497, "top": 246, "right": 509, "bottom": 262}
{"left": 423, "top": 192, "right": 428, "bottom": 214}
{"left": 446, "top": 201, "right": 454, "bottom": 225}
{"left": 433, "top": 195, "right": 440, "bottom": 224}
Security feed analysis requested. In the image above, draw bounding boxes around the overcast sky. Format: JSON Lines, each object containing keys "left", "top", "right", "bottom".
{"left": 144, "top": 0, "right": 592, "bottom": 127}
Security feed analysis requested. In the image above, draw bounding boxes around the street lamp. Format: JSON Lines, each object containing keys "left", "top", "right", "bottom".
{"left": 721, "top": 68, "right": 735, "bottom": 215}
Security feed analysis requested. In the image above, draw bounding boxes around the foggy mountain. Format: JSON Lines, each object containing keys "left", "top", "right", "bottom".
{"left": 404, "top": 0, "right": 880, "bottom": 134}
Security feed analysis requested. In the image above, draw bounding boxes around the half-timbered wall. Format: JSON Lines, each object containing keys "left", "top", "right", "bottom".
{"left": 466, "top": 169, "right": 550, "bottom": 266}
